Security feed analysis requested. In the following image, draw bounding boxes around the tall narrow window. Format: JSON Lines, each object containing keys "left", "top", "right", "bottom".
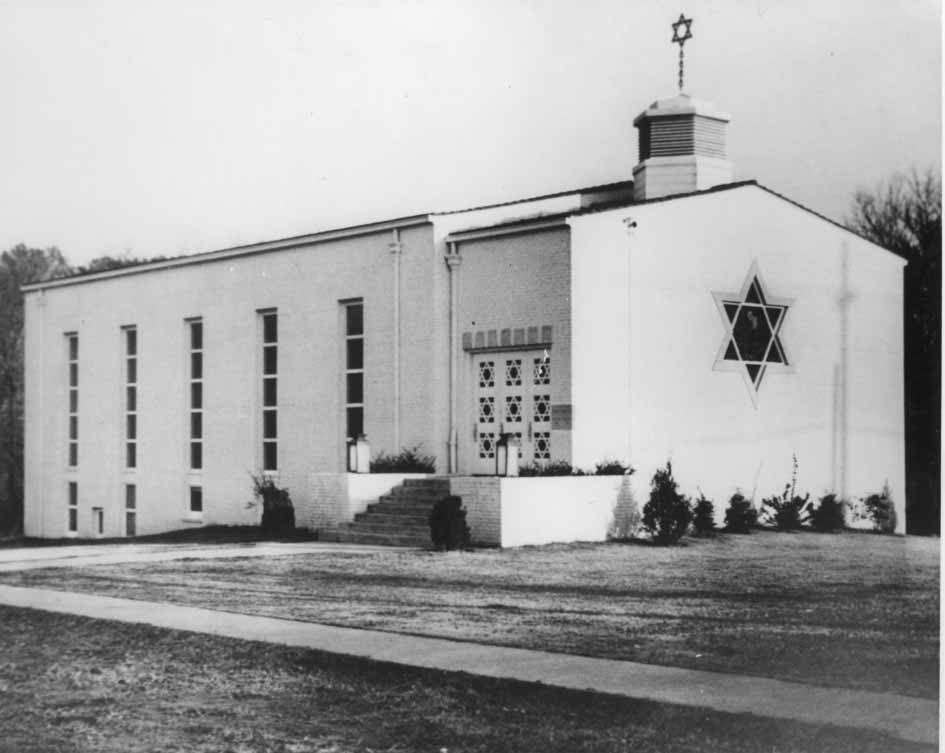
{"left": 67, "top": 481, "right": 78, "bottom": 534}
{"left": 66, "top": 333, "right": 78, "bottom": 467}
{"left": 260, "top": 311, "right": 278, "bottom": 472}
{"left": 190, "top": 485, "right": 203, "bottom": 514}
{"left": 123, "top": 327, "right": 138, "bottom": 469}
{"left": 345, "top": 302, "right": 364, "bottom": 440}
{"left": 188, "top": 320, "right": 203, "bottom": 470}
{"left": 125, "top": 484, "right": 136, "bottom": 537}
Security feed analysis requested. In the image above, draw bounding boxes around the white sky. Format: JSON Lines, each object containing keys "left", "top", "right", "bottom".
{"left": 0, "top": 0, "right": 940, "bottom": 266}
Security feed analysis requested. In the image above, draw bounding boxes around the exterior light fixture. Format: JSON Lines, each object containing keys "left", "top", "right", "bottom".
{"left": 495, "top": 432, "right": 520, "bottom": 477}
{"left": 348, "top": 433, "right": 371, "bottom": 473}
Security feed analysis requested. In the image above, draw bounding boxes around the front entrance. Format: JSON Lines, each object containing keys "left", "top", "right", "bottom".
{"left": 472, "top": 351, "right": 552, "bottom": 474}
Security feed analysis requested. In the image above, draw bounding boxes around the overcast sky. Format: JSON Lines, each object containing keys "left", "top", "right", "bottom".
{"left": 1, "top": 0, "right": 940, "bottom": 266}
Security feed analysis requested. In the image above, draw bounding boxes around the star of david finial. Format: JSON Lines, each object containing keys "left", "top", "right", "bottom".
{"left": 671, "top": 14, "right": 693, "bottom": 45}
{"left": 712, "top": 263, "right": 793, "bottom": 405}
{"left": 670, "top": 14, "right": 694, "bottom": 91}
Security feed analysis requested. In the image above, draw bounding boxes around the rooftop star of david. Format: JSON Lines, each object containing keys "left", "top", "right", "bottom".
{"left": 671, "top": 14, "right": 693, "bottom": 45}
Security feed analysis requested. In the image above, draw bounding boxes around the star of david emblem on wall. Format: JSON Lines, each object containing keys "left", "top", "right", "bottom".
{"left": 712, "top": 263, "right": 793, "bottom": 403}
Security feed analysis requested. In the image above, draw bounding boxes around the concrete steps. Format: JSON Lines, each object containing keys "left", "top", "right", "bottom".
{"left": 319, "top": 477, "right": 450, "bottom": 547}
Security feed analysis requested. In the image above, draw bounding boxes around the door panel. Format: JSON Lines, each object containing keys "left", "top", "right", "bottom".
{"left": 473, "top": 351, "right": 551, "bottom": 474}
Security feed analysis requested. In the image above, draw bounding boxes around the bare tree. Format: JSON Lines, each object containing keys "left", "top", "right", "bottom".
{"left": 847, "top": 168, "right": 942, "bottom": 534}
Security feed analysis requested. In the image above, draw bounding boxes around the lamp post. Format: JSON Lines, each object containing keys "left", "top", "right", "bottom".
{"left": 348, "top": 433, "right": 371, "bottom": 473}
{"left": 495, "top": 433, "right": 520, "bottom": 477}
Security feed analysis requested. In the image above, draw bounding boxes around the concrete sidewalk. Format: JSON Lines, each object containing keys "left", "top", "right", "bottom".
{"left": 0, "top": 584, "right": 935, "bottom": 746}
{"left": 0, "top": 541, "right": 406, "bottom": 572}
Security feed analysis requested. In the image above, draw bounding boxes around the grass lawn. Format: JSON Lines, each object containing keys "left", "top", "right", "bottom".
{"left": 0, "top": 605, "right": 932, "bottom": 753}
{"left": 1, "top": 531, "right": 937, "bottom": 700}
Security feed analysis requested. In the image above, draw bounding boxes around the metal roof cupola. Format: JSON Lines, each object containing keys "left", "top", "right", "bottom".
{"left": 632, "top": 14, "right": 734, "bottom": 201}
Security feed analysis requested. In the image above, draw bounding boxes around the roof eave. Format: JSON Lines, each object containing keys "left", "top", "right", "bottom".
{"left": 21, "top": 214, "right": 432, "bottom": 293}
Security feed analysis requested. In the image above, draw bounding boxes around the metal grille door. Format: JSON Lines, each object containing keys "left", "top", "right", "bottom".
{"left": 473, "top": 352, "right": 551, "bottom": 473}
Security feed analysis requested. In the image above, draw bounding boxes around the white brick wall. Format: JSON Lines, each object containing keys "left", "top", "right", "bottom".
{"left": 570, "top": 185, "right": 906, "bottom": 531}
{"left": 24, "top": 227, "right": 440, "bottom": 538}
{"left": 448, "top": 477, "right": 501, "bottom": 545}
{"left": 449, "top": 475, "right": 630, "bottom": 547}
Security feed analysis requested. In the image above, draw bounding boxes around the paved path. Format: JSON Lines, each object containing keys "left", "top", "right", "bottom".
{"left": 0, "top": 541, "right": 405, "bottom": 572}
{"left": 0, "top": 584, "right": 935, "bottom": 746}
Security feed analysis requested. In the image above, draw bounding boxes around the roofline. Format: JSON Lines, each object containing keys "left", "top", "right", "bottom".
{"left": 571, "top": 179, "right": 760, "bottom": 217}
{"left": 432, "top": 178, "right": 635, "bottom": 217}
{"left": 22, "top": 213, "right": 431, "bottom": 293}
{"left": 446, "top": 214, "right": 570, "bottom": 243}
{"left": 752, "top": 184, "right": 903, "bottom": 261}
{"left": 571, "top": 180, "right": 903, "bottom": 261}
{"left": 20, "top": 176, "right": 636, "bottom": 293}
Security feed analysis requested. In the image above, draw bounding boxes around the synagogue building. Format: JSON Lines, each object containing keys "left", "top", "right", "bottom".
{"left": 22, "top": 86, "right": 906, "bottom": 541}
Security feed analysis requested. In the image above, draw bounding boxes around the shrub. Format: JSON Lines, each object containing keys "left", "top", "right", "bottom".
{"left": 641, "top": 462, "right": 692, "bottom": 545}
{"left": 370, "top": 445, "right": 436, "bottom": 473}
{"left": 429, "top": 495, "right": 471, "bottom": 550}
{"left": 762, "top": 491, "right": 811, "bottom": 530}
{"left": 594, "top": 459, "right": 634, "bottom": 476}
{"left": 608, "top": 476, "right": 641, "bottom": 540}
{"left": 724, "top": 492, "right": 757, "bottom": 533}
{"left": 249, "top": 475, "right": 295, "bottom": 536}
{"left": 692, "top": 493, "right": 716, "bottom": 535}
{"left": 809, "top": 493, "right": 846, "bottom": 533}
{"left": 861, "top": 482, "right": 897, "bottom": 534}
{"left": 761, "top": 455, "right": 811, "bottom": 531}
{"left": 518, "top": 460, "right": 580, "bottom": 476}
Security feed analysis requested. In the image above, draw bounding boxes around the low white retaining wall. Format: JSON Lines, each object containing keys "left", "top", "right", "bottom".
{"left": 304, "top": 473, "right": 431, "bottom": 529}
{"left": 450, "top": 475, "right": 636, "bottom": 547}
{"left": 304, "top": 472, "right": 636, "bottom": 548}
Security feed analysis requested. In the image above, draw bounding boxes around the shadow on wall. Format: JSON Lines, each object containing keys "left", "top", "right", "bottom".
{"left": 608, "top": 476, "right": 641, "bottom": 540}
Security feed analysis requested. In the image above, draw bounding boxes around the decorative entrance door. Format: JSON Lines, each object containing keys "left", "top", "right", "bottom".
{"left": 473, "top": 351, "right": 552, "bottom": 474}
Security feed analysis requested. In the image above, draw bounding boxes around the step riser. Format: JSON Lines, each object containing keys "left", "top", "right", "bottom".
{"left": 347, "top": 524, "right": 429, "bottom": 535}
{"left": 354, "top": 513, "right": 429, "bottom": 526}
{"left": 401, "top": 479, "right": 450, "bottom": 488}
{"left": 323, "top": 530, "right": 430, "bottom": 546}
{"left": 381, "top": 491, "right": 451, "bottom": 502}
{"left": 368, "top": 503, "right": 438, "bottom": 515}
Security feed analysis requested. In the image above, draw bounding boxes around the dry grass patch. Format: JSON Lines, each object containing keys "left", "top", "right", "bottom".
{"left": 0, "top": 606, "right": 931, "bottom": 753}
{"left": 1, "top": 531, "right": 937, "bottom": 698}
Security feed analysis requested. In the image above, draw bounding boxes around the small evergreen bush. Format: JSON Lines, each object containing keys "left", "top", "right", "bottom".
{"left": 692, "top": 492, "right": 716, "bottom": 535}
{"left": 641, "top": 462, "right": 692, "bottom": 545}
{"left": 594, "top": 459, "right": 634, "bottom": 476}
{"left": 249, "top": 475, "right": 295, "bottom": 536}
{"left": 809, "top": 493, "right": 846, "bottom": 533}
{"left": 370, "top": 445, "right": 436, "bottom": 473}
{"left": 861, "top": 482, "right": 897, "bottom": 534}
{"left": 724, "top": 492, "right": 757, "bottom": 533}
{"left": 429, "top": 495, "right": 471, "bottom": 550}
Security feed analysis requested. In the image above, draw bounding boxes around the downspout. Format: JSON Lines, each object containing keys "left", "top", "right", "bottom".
{"left": 36, "top": 290, "right": 46, "bottom": 536}
{"left": 623, "top": 216, "right": 636, "bottom": 469}
{"left": 446, "top": 242, "right": 462, "bottom": 473}
{"left": 389, "top": 229, "right": 402, "bottom": 449}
